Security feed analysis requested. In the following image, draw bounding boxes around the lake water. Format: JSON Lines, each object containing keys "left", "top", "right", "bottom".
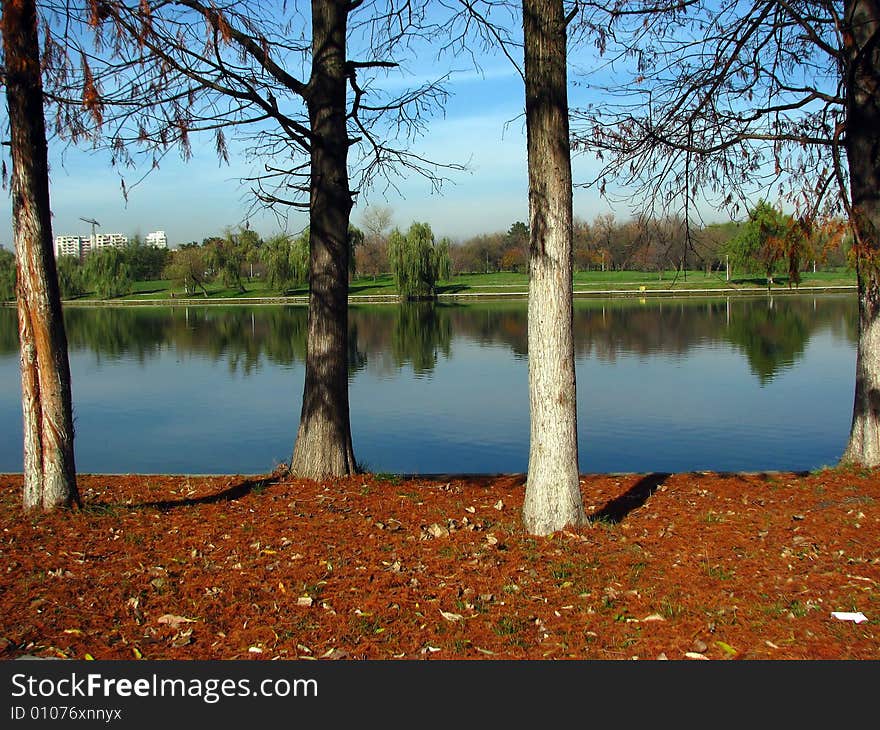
{"left": 0, "top": 294, "right": 858, "bottom": 474}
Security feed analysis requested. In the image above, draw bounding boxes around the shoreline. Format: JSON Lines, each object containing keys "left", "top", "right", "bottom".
{"left": 0, "top": 283, "right": 857, "bottom": 307}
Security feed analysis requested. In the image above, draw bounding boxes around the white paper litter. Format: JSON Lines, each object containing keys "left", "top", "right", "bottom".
{"left": 831, "top": 611, "right": 868, "bottom": 624}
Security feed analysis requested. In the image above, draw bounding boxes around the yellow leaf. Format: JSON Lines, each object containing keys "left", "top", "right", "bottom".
{"left": 84, "top": 653, "right": 95, "bottom": 661}
{"left": 132, "top": 647, "right": 143, "bottom": 659}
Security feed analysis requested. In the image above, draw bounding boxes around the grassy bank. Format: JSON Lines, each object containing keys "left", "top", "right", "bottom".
{"left": 50, "top": 269, "right": 857, "bottom": 305}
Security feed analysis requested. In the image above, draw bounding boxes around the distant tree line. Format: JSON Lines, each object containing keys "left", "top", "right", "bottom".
{"left": 0, "top": 202, "right": 852, "bottom": 304}
{"left": 353, "top": 204, "right": 852, "bottom": 279}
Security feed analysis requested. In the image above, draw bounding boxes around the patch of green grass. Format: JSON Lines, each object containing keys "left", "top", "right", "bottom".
{"left": 550, "top": 561, "right": 575, "bottom": 582}
{"left": 349, "top": 614, "right": 384, "bottom": 637}
{"left": 659, "top": 597, "right": 685, "bottom": 620}
{"left": 629, "top": 561, "right": 648, "bottom": 583}
{"left": 590, "top": 515, "right": 619, "bottom": 531}
{"left": 705, "top": 564, "right": 735, "bottom": 581}
{"left": 436, "top": 545, "right": 456, "bottom": 560}
{"left": 492, "top": 615, "right": 529, "bottom": 639}
{"left": 250, "top": 479, "right": 271, "bottom": 495}
{"left": 80, "top": 502, "right": 122, "bottom": 517}
{"left": 374, "top": 473, "right": 403, "bottom": 486}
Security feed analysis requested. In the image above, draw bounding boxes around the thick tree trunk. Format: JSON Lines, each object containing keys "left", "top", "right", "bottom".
{"left": 521, "top": 0, "right": 585, "bottom": 535}
{"left": 842, "top": 0, "right": 880, "bottom": 467}
{"left": 290, "top": 0, "right": 356, "bottom": 478}
{"left": 2, "top": 0, "right": 79, "bottom": 509}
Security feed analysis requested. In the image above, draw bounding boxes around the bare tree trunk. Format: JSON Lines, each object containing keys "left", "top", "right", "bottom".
{"left": 842, "top": 0, "right": 880, "bottom": 467}
{"left": 2, "top": 0, "right": 79, "bottom": 509}
{"left": 291, "top": 0, "right": 356, "bottom": 478}
{"left": 521, "top": 0, "right": 585, "bottom": 535}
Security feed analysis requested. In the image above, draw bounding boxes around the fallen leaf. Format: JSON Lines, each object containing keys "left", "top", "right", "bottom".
{"left": 427, "top": 523, "right": 449, "bottom": 539}
{"left": 297, "top": 596, "right": 314, "bottom": 607}
{"left": 685, "top": 652, "right": 709, "bottom": 660}
{"left": 157, "top": 614, "right": 197, "bottom": 629}
{"left": 440, "top": 610, "right": 464, "bottom": 622}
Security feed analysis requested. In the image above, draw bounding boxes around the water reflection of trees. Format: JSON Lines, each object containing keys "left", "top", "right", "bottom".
{"left": 392, "top": 303, "right": 452, "bottom": 374}
{"left": 448, "top": 296, "right": 856, "bottom": 383}
{"left": 0, "top": 295, "right": 857, "bottom": 383}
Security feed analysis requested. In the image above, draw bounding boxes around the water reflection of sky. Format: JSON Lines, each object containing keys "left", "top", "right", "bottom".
{"left": 0, "top": 296, "right": 857, "bottom": 474}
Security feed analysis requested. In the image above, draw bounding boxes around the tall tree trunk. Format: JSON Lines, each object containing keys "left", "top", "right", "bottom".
{"left": 291, "top": 0, "right": 356, "bottom": 478}
{"left": 842, "top": 0, "right": 880, "bottom": 467}
{"left": 521, "top": 0, "right": 585, "bottom": 535}
{"left": 2, "top": 0, "right": 79, "bottom": 509}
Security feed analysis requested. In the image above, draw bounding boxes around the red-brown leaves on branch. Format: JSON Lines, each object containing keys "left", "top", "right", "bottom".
{"left": 80, "top": 53, "right": 103, "bottom": 128}
{"left": 139, "top": 0, "right": 153, "bottom": 43}
{"left": 176, "top": 118, "right": 192, "bottom": 160}
{"left": 215, "top": 10, "right": 234, "bottom": 45}
{"left": 87, "top": 0, "right": 112, "bottom": 28}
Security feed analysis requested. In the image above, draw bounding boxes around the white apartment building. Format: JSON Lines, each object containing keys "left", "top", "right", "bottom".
{"left": 146, "top": 230, "right": 168, "bottom": 249}
{"left": 92, "top": 233, "right": 128, "bottom": 250}
{"left": 54, "top": 232, "right": 128, "bottom": 258}
{"left": 54, "top": 235, "right": 89, "bottom": 259}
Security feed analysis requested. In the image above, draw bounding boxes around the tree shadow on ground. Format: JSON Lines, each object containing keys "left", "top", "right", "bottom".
{"left": 588, "top": 472, "right": 670, "bottom": 525}
{"left": 93, "top": 475, "right": 281, "bottom": 513}
{"left": 435, "top": 284, "right": 469, "bottom": 294}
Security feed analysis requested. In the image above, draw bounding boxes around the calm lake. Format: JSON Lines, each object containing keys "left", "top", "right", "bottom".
{"left": 0, "top": 294, "right": 858, "bottom": 475}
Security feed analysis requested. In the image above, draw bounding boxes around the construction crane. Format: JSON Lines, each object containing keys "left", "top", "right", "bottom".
{"left": 79, "top": 217, "right": 100, "bottom": 238}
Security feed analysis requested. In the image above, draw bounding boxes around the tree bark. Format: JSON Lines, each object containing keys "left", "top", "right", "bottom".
{"left": 521, "top": 0, "right": 586, "bottom": 534}
{"left": 290, "top": 0, "right": 356, "bottom": 478}
{"left": 2, "top": 0, "right": 79, "bottom": 509}
{"left": 842, "top": 0, "right": 880, "bottom": 467}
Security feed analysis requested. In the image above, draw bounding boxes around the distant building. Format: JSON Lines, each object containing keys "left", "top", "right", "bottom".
{"left": 54, "top": 235, "right": 89, "bottom": 259}
{"left": 146, "top": 230, "right": 168, "bottom": 249}
{"left": 92, "top": 233, "right": 128, "bottom": 250}
{"left": 54, "top": 232, "right": 128, "bottom": 259}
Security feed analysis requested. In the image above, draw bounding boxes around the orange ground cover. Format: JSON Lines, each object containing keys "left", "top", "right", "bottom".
{"left": 0, "top": 467, "right": 877, "bottom": 660}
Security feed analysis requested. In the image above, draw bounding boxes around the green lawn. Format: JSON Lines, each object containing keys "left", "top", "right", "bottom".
{"left": 66, "top": 268, "right": 856, "bottom": 303}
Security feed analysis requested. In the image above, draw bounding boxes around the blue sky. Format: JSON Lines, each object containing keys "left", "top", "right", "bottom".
{"left": 0, "top": 66, "right": 616, "bottom": 248}
{"left": 0, "top": 7, "right": 728, "bottom": 250}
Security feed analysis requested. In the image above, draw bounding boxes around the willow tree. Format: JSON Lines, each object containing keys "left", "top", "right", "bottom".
{"left": 574, "top": 0, "right": 880, "bottom": 466}
{"left": 1, "top": 0, "right": 79, "bottom": 510}
{"left": 387, "top": 222, "right": 450, "bottom": 300}
{"left": 53, "top": 0, "right": 461, "bottom": 478}
{"left": 521, "top": 0, "right": 585, "bottom": 534}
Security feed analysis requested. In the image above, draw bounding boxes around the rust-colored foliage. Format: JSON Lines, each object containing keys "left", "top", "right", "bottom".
{"left": 0, "top": 469, "right": 877, "bottom": 660}
{"left": 80, "top": 53, "right": 103, "bottom": 127}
